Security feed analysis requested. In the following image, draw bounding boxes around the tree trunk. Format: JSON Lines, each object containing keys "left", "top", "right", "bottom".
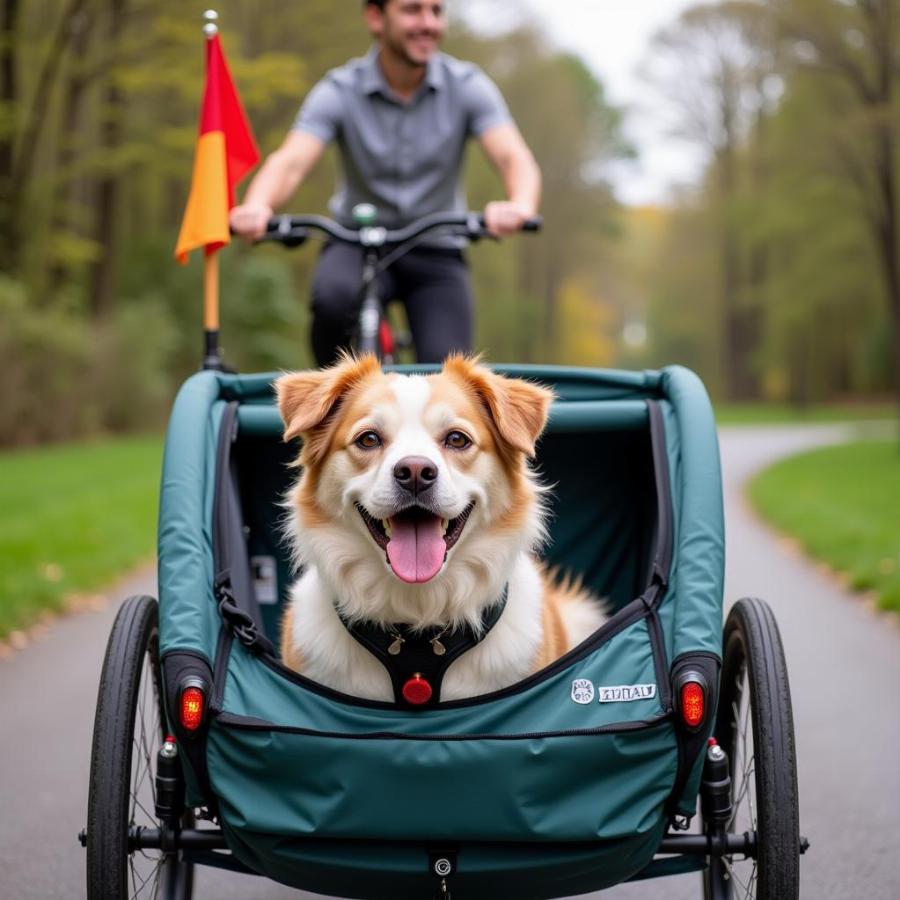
{"left": 862, "top": 0, "right": 900, "bottom": 428}
{"left": 717, "top": 119, "right": 756, "bottom": 401}
{"left": 874, "top": 128, "right": 900, "bottom": 421}
{"left": 744, "top": 99, "right": 769, "bottom": 395}
{"left": 87, "top": 0, "right": 126, "bottom": 319}
{"left": 0, "top": 0, "right": 20, "bottom": 273}
{"left": 47, "top": 7, "right": 92, "bottom": 293}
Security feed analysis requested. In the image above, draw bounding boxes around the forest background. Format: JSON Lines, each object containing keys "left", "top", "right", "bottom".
{"left": 0, "top": 0, "right": 897, "bottom": 447}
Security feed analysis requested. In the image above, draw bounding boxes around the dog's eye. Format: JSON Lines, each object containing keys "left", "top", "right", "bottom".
{"left": 444, "top": 430, "right": 472, "bottom": 450}
{"left": 354, "top": 430, "right": 383, "bottom": 450}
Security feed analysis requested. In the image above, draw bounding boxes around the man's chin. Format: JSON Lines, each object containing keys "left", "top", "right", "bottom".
{"left": 404, "top": 45, "right": 436, "bottom": 65}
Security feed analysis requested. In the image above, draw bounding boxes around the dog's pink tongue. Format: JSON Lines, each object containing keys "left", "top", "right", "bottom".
{"left": 386, "top": 514, "right": 445, "bottom": 583}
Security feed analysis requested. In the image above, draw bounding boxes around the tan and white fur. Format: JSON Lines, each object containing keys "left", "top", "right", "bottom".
{"left": 276, "top": 354, "right": 606, "bottom": 702}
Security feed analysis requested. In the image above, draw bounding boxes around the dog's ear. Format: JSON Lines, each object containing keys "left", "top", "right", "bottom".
{"left": 443, "top": 354, "right": 554, "bottom": 458}
{"left": 276, "top": 354, "right": 380, "bottom": 462}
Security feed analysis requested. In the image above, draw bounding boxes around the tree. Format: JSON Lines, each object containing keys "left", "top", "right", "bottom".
{"left": 452, "top": 24, "right": 631, "bottom": 362}
{"left": 0, "top": 0, "right": 19, "bottom": 271}
{"left": 774, "top": 0, "right": 899, "bottom": 413}
{"left": 643, "top": 1, "right": 779, "bottom": 399}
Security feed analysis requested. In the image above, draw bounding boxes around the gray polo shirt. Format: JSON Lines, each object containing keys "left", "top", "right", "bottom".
{"left": 292, "top": 47, "right": 511, "bottom": 236}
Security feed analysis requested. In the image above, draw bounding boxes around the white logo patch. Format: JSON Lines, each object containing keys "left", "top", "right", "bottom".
{"left": 597, "top": 684, "right": 657, "bottom": 703}
{"left": 570, "top": 678, "right": 595, "bottom": 704}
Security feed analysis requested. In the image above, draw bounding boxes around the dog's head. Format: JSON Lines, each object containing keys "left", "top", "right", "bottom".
{"left": 277, "top": 355, "right": 553, "bottom": 607}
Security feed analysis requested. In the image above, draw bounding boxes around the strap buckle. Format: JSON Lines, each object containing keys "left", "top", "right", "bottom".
{"left": 639, "top": 561, "right": 669, "bottom": 610}
{"left": 214, "top": 573, "right": 274, "bottom": 655}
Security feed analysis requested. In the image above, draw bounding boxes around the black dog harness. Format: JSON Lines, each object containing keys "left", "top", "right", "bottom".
{"left": 337, "top": 586, "right": 509, "bottom": 709}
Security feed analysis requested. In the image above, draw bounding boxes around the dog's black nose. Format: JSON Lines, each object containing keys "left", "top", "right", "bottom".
{"left": 393, "top": 456, "right": 438, "bottom": 495}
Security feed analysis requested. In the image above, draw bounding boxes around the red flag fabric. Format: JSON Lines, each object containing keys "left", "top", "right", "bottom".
{"left": 175, "top": 34, "right": 259, "bottom": 263}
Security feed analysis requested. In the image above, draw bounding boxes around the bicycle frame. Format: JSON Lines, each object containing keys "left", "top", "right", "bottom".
{"left": 260, "top": 211, "right": 542, "bottom": 362}
{"left": 357, "top": 245, "right": 383, "bottom": 358}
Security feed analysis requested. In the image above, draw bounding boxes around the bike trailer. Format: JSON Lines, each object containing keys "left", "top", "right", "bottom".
{"left": 157, "top": 363, "right": 725, "bottom": 899}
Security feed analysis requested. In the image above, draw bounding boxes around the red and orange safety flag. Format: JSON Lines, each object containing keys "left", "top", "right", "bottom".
{"left": 175, "top": 33, "right": 259, "bottom": 264}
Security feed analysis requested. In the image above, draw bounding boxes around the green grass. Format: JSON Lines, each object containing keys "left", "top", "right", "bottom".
{"left": 715, "top": 401, "right": 896, "bottom": 426}
{"left": 748, "top": 440, "right": 900, "bottom": 613}
{"left": 0, "top": 435, "right": 163, "bottom": 639}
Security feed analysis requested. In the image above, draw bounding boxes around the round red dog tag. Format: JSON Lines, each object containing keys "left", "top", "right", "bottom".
{"left": 402, "top": 674, "right": 433, "bottom": 706}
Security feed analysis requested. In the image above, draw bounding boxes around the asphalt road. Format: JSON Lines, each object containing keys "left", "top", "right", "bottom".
{"left": 1, "top": 423, "right": 898, "bottom": 899}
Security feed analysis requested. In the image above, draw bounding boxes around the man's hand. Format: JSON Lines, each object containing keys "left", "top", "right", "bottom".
{"left": 483, "top": 200, "right": 534, "bottom": 238}
{"left": 229, "top": 202, "right": 274, "bottom": 241}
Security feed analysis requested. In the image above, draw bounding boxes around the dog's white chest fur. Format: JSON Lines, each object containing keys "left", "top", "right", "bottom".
{"left": 288, "top": 553, "right": 545, "bottom": 702}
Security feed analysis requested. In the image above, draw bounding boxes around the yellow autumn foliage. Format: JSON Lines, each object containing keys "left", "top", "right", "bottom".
{"left": 555, "top": 279, "right": 617, "bottom": 367}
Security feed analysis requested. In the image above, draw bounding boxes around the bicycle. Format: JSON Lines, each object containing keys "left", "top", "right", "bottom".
{"left": 260, "top": 204, "right": 542, "bottom": 363}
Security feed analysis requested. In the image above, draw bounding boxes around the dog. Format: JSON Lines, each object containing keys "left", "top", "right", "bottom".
{"left": 275, "top": 354, "right": 606, "bottom": 704}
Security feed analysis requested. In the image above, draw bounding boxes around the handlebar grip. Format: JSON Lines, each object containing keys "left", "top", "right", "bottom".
{"left": 265, "top": 216, "right": 290, "bottom": 235}
{"left": 475, "top": 213, "right": 543, "bottom": 234}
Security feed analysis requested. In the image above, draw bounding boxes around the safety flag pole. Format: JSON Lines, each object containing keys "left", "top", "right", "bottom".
{"left": 175, "top": 9, "right": 260, "bottom": 371}
{"left": 203, "top": 238, "right": 220, "bottom": 368}
{"left": 201, "top": 10, "right": 224, "bottom": 372}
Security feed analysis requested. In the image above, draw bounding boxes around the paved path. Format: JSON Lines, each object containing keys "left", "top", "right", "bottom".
{"left": 2, "top": 424, "right": 898, "bottom": 898}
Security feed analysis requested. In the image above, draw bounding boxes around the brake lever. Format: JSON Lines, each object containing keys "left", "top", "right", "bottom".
{"left": 464, "top": 212, "right": 498, "bottom": 243}
{"left": 278, "top": 229, "right": 308, "bottom": 249}
{"left": 255, "top": 225, "right": 309, "bottom": 248}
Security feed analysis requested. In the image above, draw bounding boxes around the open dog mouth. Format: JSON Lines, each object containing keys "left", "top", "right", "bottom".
{"left": 356, "top": 502, "right": 475, "bottom": 584}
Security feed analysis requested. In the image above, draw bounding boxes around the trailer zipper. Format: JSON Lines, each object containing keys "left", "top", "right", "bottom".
{"left": 212, "top": 710, "right": 672, "bottom": 742}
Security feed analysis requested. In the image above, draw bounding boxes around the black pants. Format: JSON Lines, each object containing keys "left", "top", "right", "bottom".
{"left": 310, "top": 242, "right": 473, "bottom": 367}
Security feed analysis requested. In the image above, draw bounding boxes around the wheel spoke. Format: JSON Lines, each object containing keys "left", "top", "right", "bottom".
{"left": 131, "top": 737, "right": 151, "bottom": 804}
{"left": 138, "top": 658, "right": 158, "bottom": 803}
{"left": 722, "top": 854, "right": 758, "bottom": 898}
{"left": 723, "top": 698, "right": 760, "bottom": 898}
{"left": 131, "top": 794, "right": 157, "bottom": 825}
{"left": 131, "top": 650, "right": 161, "bottom": 827}
{"left": 129, "top": 855, "right": 163, "bottom": 899}
{"left": 727, "top": 668, "right": 758, "bottom": 835}
{"left": 730, "top": 760, "right": 755, "bottom": 826}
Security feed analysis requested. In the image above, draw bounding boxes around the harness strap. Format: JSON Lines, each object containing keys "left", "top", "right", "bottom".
{"left": 337, "top": 586, "right": 508, "bottom": 709}
{"left": 212, "top": 400, "right": 275, "bottom": 657}
{"left": 215, "top": 573, "right": 275, "bottom": 656}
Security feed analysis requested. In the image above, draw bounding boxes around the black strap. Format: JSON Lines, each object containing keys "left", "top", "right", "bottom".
{"left": 214, "top": 573, "right": 275, "bottom": 656}
{"left": 212, "top": 401, "right": 274, "bottom": 657}
{"left": 338, "top": 586, "right": 508, "bottom": 708}
{"left": 644, "top": 400, "right": 673, "bottom": 607}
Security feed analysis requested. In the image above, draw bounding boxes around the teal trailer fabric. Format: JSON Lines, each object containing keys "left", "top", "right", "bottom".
{"left": 158, "top": 373, "right": 225, "bottom": 664}
{"left": 157, "top": 364, "right": 725, "bottom": 896}
{"left": 209, "top": 616, "right": 674, "bottom": 843}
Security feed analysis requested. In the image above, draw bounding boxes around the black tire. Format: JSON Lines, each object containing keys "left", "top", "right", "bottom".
{"left": 86, "top": 595, "right": 194, "bottom": 900}
{"left": 704, "top": 597, "right": 800, "bottom": 899}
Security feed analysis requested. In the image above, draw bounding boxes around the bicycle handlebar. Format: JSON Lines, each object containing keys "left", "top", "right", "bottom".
{"left": 259, "top": 210, "right": 542, "bottom": 249}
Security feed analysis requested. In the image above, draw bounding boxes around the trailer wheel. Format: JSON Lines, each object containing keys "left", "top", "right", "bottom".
{"left": 703, "top": 597, "right": 800, "bottom": 899}
{"left": 86, "top": 595, "right": 194, "bottom": 900}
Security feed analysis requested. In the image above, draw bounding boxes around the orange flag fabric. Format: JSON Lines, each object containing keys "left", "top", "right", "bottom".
{"left": 175, "top": 34, "right": 259, "bottom": 264}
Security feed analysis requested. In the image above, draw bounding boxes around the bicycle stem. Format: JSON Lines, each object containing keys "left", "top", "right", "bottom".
{"left": 357, "top": 248, "right": 382, "bottom": 355}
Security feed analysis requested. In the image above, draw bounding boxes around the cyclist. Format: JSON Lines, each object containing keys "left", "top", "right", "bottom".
{"left": 229, "top": 0, "right": 541, "bottom": 366}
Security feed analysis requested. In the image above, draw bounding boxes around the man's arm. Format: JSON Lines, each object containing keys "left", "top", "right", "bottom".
{"left": 229, "top": 131, "right": 326, "bottom": 239}
{"left": 477, "top": 122, "right": 541, "bottom": 237}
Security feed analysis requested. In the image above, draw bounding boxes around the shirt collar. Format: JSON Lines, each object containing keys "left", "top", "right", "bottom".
{"left": 362, "top": 45, "right": 444, "bottom": 99}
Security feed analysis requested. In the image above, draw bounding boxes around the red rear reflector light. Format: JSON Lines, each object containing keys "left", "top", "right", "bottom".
{"left": 379, "top": 319, "right": 395, "bottom": 356}
{"left": 180, "top": 686, "right": 205, "bottom": 731}
{"left": 680, "top": 681, "right": 705, "bottom": 729}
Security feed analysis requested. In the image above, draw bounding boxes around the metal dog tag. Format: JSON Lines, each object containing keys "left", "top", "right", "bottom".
{"left": 388, "top": 637, "right": 404, "bottom": 655}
